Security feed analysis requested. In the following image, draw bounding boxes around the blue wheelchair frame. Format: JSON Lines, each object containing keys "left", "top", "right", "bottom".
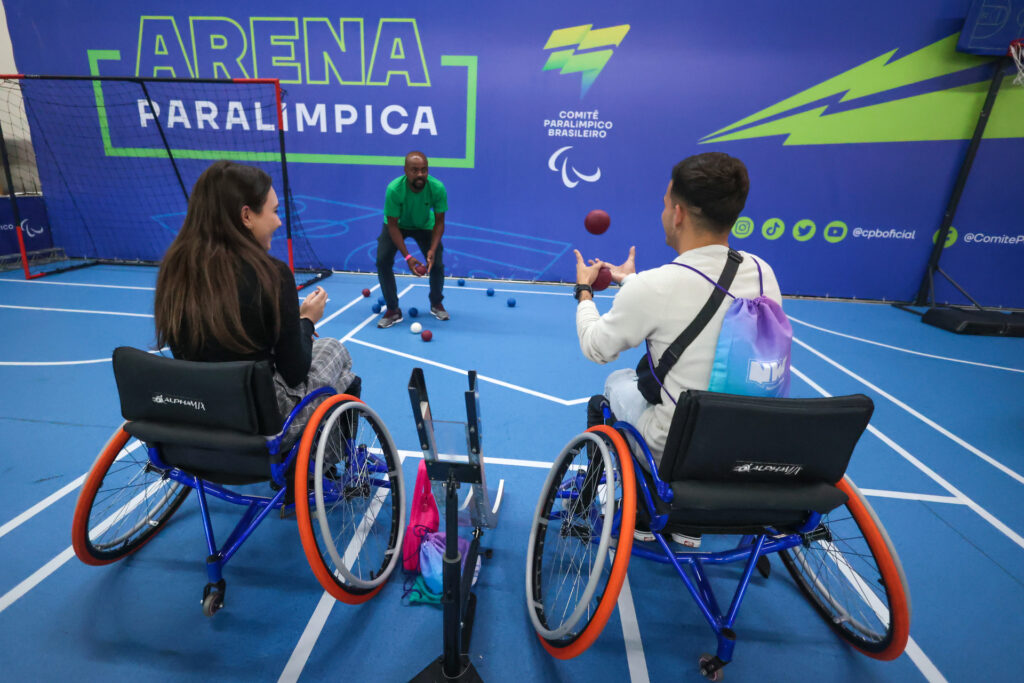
{"left": 143, "top": 387, "right": 394, "bottom": 602}
{"left": 604, "top": 407, "right": 822, "bottom": 669}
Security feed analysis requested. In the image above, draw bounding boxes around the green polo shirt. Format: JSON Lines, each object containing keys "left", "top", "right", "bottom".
{"left": 384, "top": 175, "right": 448, "bottom": 230}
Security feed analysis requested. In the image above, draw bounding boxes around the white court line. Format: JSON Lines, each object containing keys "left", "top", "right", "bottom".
{"left": 0, "top": 439, "right": 143, "bottom": 541}
{"left": 0, "top": 475, "right": 87, "bottom": 540}
{"left": 856, "top": 489, "right": 965, "bottom": 505}
{"left": 314, "top": 283, "right": 381, "bottom": 331}
{"left": 789, "top": 315, "right": 1024, "bottom": 374}
{"left": 818, "top": 535, "right": 946, "bottom": 683}
{"left": 794, "top": 336, "right": 1024, "bottom": 487}
{"left": 0, "top": 476, "right": 169, "bottom": 615}
{"left": 0, "top": 295, "right": 395, "bottom": 617}
{"left": 348, "top": 338, "right": 588, "bottom": 407}
{"left": 412, "top": 282, "right": 615, "bottom": 299}
{"left": 0, "top": 347, "right": 169, "bottom": 368}
{"left": 278, "top": 592, "right": 337, "bottom": 683}
{"left": 904, "top": 639, "right": 948, "bottom": 683}
{"left": 614, "top": 560, "right": 650, "bottom": 683}
{"left": 792, "top": 366, "right": 1024, "bottom": 551}
{"left": 279, "top": 449, "right": 408, "bottom": 681}
{"left": 0, "top": 357, "right": 114, "bottom": 367}
{"left": 0, "top": 277, "right": 155, "bottom": 291}
{"left": 0, "top": 303, "right": 152, "bottom": 318}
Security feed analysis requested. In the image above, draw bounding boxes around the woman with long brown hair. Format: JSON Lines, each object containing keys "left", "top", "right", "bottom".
{"left": 154, "top": 160, "right": 356, "bottom": 429}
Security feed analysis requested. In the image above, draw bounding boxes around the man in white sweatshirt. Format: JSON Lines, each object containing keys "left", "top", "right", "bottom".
{"left": 574, "top": 152, "right": 782, "bottom": 472}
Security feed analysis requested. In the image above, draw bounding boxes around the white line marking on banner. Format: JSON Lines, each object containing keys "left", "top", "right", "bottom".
{"left": 789, "top": 315, "right": 1023, "bottom": 373}
{"left": 794, "top": 337, "right": 1024, "bottom": 487}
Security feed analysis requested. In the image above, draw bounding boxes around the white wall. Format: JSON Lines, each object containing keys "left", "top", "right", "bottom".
{"left": 0, "top": 1, "right": 39, "bottom": 195}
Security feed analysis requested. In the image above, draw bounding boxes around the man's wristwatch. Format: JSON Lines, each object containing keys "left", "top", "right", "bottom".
{"left": 573, "top": 283, "right": 593, "bottom": 301}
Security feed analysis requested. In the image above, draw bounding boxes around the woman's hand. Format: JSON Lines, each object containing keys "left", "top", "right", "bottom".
{"left": 299, "top": 286, "right": 328, "bottom": 324}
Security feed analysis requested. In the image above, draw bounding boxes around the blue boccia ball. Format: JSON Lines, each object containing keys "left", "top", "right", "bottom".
{"left": 486, "top": 288, "right": 495, "bottom": 297}
{"left": 457, "top": 278, "right": 466, "bottom": 286}
{"left": 377, "top": 296, "right": 386, "bottom": 307}
{"left": 409, "top": 307, "right": 419, "bottom": 318}
{"left": 371, "top": 303, "right": 382, "bottom": 314}
{"left": 507, "top": 297, "right": 516, "bottom": 308}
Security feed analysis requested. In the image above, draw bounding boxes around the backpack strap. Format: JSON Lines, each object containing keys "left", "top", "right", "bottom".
{"left": 649, "top": 249, "right": 743, "bottom": 385}
{"left": 750, "top": 255, "right": 765, "bottom": 297}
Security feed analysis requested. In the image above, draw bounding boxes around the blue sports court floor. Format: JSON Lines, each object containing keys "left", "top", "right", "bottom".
{"left": 0, "top": 266, "right": 1022, "bottom": 682}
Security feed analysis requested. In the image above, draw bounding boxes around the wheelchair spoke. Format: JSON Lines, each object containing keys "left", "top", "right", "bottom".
{"left": 299, "top": 399, "right": 405, "bottom": 598}
{"left": 527, "top": 431, "right": 625, "bottom": 644}
{"left": 780, "top": 477, "right": 910, "bottom": 659}
{"left": 73, "top": 427, "right": 190, "bottom": 565}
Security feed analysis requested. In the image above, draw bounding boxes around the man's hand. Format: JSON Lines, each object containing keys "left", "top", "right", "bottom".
{"left": 425, "top": 248, "right": 436, "bottom": 274}
{"left": 573, "top": 249, "right": 602, "bottom": 285}
{"left": 596, "top": 246, "right": 636, "bottom": 283}
{"left": 406, "top": 255, "right": 424, "bottom": 275}
{"left": 299, "top": 286, "right": 328, "bottom": 324}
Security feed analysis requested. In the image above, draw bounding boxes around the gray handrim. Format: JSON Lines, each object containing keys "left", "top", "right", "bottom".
{"left": 313, "top": 401, "right": 405, "bottom": 590}
{"left": 525, "top": 431, "right": 617, "bottom": 641}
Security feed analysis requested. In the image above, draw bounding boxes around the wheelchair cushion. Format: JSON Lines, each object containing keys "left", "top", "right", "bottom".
{"left": 124, "top": 421, "right": 272, "bottom": 485}
{"left": 112, "top": 346, "right": 283, "bottom": 435}
{"left": 658, "top": 390, "right": 874, "bottom": 485}
{"left": 669, "top": 480, "right": 848, "bottom": 515}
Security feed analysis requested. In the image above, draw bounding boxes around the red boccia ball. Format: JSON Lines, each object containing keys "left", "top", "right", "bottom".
{"left": 414, "top": 264, "right": 428, "bottom": 276}
{"left": 361, "top": 288, "right": 371, "bottom": 297}
{"left": 592, "top": 266, "right": 612, "bottom": 292}
{"left": 584, "top": 209, "right": 611, "bottom": 235}
{"left": 421, "top": 329, "right": 433, "bottom": 342}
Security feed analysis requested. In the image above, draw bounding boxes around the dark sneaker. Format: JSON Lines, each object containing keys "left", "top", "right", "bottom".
{"left": 430, "top": 304, "right": 450, "bottom": 321}
{"left": 377, "top": 308, "right": 403, "bottom": 328}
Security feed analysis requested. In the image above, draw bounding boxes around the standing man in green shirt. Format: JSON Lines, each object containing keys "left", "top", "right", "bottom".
{"left": 375, "top": 151, "right": 449, "bottom": 328}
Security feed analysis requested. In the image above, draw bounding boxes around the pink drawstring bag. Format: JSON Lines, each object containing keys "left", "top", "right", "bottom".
{"left": 402, "top": 460, "right": 439, "bottom": 571}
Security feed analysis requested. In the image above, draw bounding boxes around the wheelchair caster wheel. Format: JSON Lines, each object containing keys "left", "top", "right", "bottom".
{"left": 699, "top": 654, "right": 725, "bottom": 681}
{"left": 202, "top": 592, "right": 224, "bottom": 617}
{"left": 201, "top": 579, "right": 226, "bottom": 617}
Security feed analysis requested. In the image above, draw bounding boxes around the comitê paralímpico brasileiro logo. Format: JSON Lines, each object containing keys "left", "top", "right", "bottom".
{"left": 542, "top": 24, "right": 630, "bottom": 97}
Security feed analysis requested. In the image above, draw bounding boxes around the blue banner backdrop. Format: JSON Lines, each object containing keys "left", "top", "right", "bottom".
{"left": 3, "top": 1, "right": 1022, "bottom": 306}
{"left": 0, "top": 196, "right": 52, "bottom": 257}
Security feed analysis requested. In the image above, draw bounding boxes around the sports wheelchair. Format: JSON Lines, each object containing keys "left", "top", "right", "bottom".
{"left": 71, "top": 346, "right": 406, "bottom": 616}
{"left": 525, "top": 390, "right": 910, "bottom": 679}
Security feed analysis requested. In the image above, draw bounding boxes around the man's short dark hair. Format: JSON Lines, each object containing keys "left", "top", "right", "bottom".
{"left": 670, "top": 152, "right": 749, "bottom": 232}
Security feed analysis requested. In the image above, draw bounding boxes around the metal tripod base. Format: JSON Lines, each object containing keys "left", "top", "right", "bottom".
{"left": 410, "top": 655, "right": 483, "bottom": 682}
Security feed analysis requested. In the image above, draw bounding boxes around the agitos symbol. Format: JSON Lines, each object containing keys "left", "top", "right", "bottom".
{"left": 542, "top": 24, "right": 630, "bottom": 97}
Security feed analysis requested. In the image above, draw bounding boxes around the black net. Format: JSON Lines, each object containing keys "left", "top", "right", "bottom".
{"left": 0, "top": 76, "right": 326, "bottom": 282}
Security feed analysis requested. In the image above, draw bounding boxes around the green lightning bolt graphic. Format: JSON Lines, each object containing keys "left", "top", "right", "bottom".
{"left": 702, "top": 33, "right": 1024, "bottom": 145}
{"left": 543, "top": 24, "right": 630, "bottom": 97}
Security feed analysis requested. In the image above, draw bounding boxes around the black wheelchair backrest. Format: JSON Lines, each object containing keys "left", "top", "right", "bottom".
{"left": 658, "top": 390, "right": 874, "bottom": 484}
{"left": 112, "top": 346, "right": 283, "bottom": 436}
